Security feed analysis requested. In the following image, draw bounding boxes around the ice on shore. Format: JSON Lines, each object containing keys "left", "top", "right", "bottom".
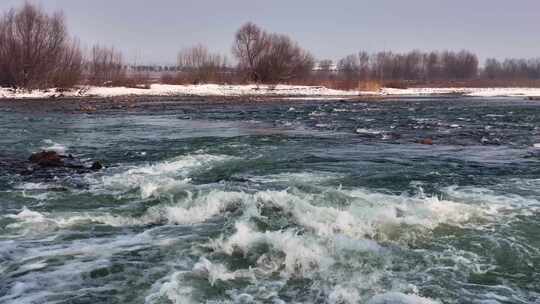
{"left": 1, "top": 84, "right": 540, "bottom": 99}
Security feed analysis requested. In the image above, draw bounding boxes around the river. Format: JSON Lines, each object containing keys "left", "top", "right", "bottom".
{"left": 0, "top": 97, "right": 539, "bottom": 303}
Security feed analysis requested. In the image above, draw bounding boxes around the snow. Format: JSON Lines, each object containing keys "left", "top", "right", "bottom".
{"left": 82, "top": 84, "right": 362, "bottom": 97}
{"left": 0, "top": 84, "right": 360, "bottom": 99}
{"left": 380, "top": 87, "right": 540, "bottom": 97}
{"left": 1, "top": 84, "right": 540, "bottom": 99}
{"left": 0, "top": 87, "right": 68, "bottom": 99}
{"left": 466, "top": 88, "right": 540, "bottom": 97}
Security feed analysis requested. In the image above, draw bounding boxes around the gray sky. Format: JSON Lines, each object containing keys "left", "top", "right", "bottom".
{"left": 1, "top": 0, "right": 539, "bottom": 64}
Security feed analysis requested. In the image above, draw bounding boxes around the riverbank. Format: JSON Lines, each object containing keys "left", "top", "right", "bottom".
{"left": 0, "top": 84, "right": 360, "bottom": 99}
{"left": 2, "top": 84, "right": 540, "bottom": 101}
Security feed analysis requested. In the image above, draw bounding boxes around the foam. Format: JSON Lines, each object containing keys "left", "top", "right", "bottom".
{"left": 102, "top": 189, "right": 248, "bottom": 226}
{"left": 356, "top": 128, "right": 383, "bottom": 135}
{"left": 199, "top": 184, "right": 526, "bottom": 301}
{"left": 8, "top": 180, "right": 514, "bottom": 240}
{"left": 251, "top": 188, "right": 487, "bottom": 242}
{"left": 244, "top": 171, "right": 341, "bottom": 184}
{"left": 97, "top": 153, "right": 234, "bottom": 198}
{"left": 213, "top": 188, "right": 473, "bottom": 279}
{"left": 40, "top": 182, "right": 505, "bottom": 236}
{"left": 367, "top": 292, "right": 440, "bottom": 304}
{"left": 157, "top": 190, "right": 247, "bottom": 225}
{"left": 41, "top": 139, "right": 67, "bottom": 154}
{"left": 15, "top": 183, "right": 55, "bottom": 200}
{"left": 0, "top": 232, "right": 157, "bottom": 304}
{"left": 6, "top": 169, "right": 535, "bottom": 303}
{"left": 7, "top": 207, "right": 46, "bottom": 222}
{"left": 192, "top": 257, "right": 254, "bottom": 286}
{"left": 5, "top": 207, "right": 58, "bottom": 235}
{"left": 15, "top": 182, "right": 51, "bottom": 190}
{"left": 209, "top": 219, "right": 429, "bottom": 302}
{"left": 443, "top": 185, "right": 540, "bottom": 211}
{"left": 211, "top": 221, "right": 332, "bottom": 278}
{"left": 145, "top": 271, "right": 196, "bottom": 304}
{"left": 6, "top": 189, "right": 251, "bottom": 231}
{"left": 328, "top": 285, "right": 361, "bottom": 304}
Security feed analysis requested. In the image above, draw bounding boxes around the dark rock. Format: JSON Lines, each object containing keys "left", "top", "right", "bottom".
{"left": 90, "top": 161, "right": 103, "bottom": 170}
{"left": 1, "top": 150, "right": 104, "bottom": 185}
{"left": 29, "top": 151, "right": 64, "bottom": 167}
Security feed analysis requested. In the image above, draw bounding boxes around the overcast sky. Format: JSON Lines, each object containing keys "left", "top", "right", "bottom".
{"left": 1, "top": 0, "right": 539, "bottom": 64}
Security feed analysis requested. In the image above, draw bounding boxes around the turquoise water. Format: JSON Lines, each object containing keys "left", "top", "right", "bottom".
{"left": 0, "top": 97, "right": 539, "bottom": 303}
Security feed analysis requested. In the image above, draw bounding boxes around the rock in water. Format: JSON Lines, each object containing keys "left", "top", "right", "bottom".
{"left": 29, "top": 151, "right": 64, "bottom": 167}
{"left": 29, "top": 151, "right": 103, "bottom": 173}
{"left": 419, "top": 138, "right": 433, "bottom": 145}
{"left": 90, "top": 161, "right": 103, "bottom": 170}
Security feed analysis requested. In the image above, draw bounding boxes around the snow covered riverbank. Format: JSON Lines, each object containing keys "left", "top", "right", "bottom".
{"left": 0, "top": 84, "right": 360, "bottom": 99}
{"left": 380, "top": 87, "right": 540, "bottom": 97}
{"left": 1, "top": 84, "right": 540, "bottom": 99}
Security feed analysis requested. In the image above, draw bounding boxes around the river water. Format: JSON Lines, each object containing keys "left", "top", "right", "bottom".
{"left": 0, "top": 97, "right": 539, "bottom": 304}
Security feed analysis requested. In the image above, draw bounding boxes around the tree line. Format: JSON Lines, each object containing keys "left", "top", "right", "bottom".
{"left": 333, "top": 50, "right": 479, "bottom": 82}
{"left": 0, "top": 3, "right": 539, "bottom": 90}
{"left": 484, "top": 58, "right": 540, "bottom": 80}
{"left": 0, "top": 3, "right": 145, "bottom": 89}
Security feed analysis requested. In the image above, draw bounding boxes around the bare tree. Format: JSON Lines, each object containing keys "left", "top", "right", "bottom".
{"left": 358, "top": 51, "right": 370, "bottom": 80}
{"left": 334, "top": 49, "right": 481, "bottom": 85}
{"left": 51, "top": 38, "right": 84, "bottom": 88}
{"left": 425, "top": 51, "right": 441, "bottom": 81}
{"left": 256, "top": 33, "right": 314, "bottom": 83}
{"left": 404, "top": 50, "right": 422, "bottom": 80}
{"left": 232, "top": 22, "right": 269, "bottom": 82}
{"left": 232, "top": 22, "right": 314, "bottom": 83}
{"left": 177, "top": 44, "right": 228, "bottom": 83}
{"left": 318, "top": 59, "right": 333, "bottom": 72}
{"left": 482, "top": 57, "right": 540, "bottom": 80}
{"left": 86, "top": 45, "right": 125, "bottom": 85}
{"left": 337, "top": 54, "right": 360, "bottom": 80}
{"left": 316, "top": 59, "right": 334, "bottom": 81}
{"left": 0, "top": 2, "right": 82, "bottom": 88}
{"left": 440, "top": 50, "right": 478, "bottom": 80}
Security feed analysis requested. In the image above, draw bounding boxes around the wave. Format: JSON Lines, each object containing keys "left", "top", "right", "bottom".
{"left": 242, "top": 171, "right": 342, "bottom": 184}
{"left": 192, "top": 257, "right": 255, "bottom": 286}
{"left": 7, "top": 176, "right": 524, "bottom": 238}
{"left": 144, "top": 185, "right": 518, "bottom": 302}
{"left": 0, "top": 231, "right": 160, "bottom": 304}
{"left": 90, "top": 153, "right": 236, "bottom": 199}
{"left": 5, "top": 207, "right": 58, "bottom": 235}
{"left": 145, "top": 271, "right": 196, "bottom": 304}
{"left": 443, "top": 184, "right": 540, "bottom": 212}
{"left": 6, "top": 168, "right": 539, "bottom": 303}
